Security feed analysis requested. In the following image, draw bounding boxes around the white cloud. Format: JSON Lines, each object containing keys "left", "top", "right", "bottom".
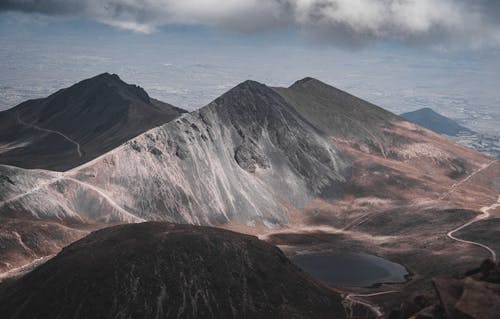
{"left": 2, "top": 0, "right": 500, "bottom": 48}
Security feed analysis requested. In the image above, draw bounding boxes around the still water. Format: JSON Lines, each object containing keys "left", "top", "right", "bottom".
{"left": 291, "top": 252, "right": 408, "bottom": 287}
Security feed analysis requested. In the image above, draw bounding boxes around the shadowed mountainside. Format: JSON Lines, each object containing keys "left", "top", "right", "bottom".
{"left": 274, "top": 77, "right": 400, "bottom": 157}
{"left": 0, "top": 222, "right": 347, "bottom": 319}
{"left": 0, "top": 73, "right": 186, "bottom": 171}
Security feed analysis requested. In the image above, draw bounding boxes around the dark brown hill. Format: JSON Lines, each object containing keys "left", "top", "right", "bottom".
{"left": 0, "top": 73, "right": 186, "bottom": 170}
{"left": 0, "top": 222, "right": 346, "bottom": 319}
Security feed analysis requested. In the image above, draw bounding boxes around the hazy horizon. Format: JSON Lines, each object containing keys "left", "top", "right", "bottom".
{"left": 1, "top": 1, "right": 500, "bottom": 134}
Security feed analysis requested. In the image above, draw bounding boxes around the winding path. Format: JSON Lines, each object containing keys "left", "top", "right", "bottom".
{"left": 17, "top": 113, "right": 82, "bottom": 157}
{"left": 436, "top": 158, "right": 498, "bottom": 262}
{"left": 341, "top": 160, "right": 499, "bottom": 317}
{"left": 0, "top": 173, "right": 65, "bottom": 207}
{"left": 0, "top": 254, "right": 55, "bottom": 283}
{"left": 447, "top": 195, "right": 500, "bottom": 262}
{"left": 65, "top": 177, "right": 144, "bottom": 223}
{"left": 0, "top": 175, "right": 142, "bottom": 223}
{"left": 342, "top": 290, "right": 399, "bottom": 319}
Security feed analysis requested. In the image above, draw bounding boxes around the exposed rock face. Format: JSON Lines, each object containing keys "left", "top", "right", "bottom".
{"left": 1, "top": 80, "right": 350, "bottom": 227}
{"left": 0, "top": 73, "right": 186, "bottom": 171}
{"left": 0, "top": 76, "right": 496, "bottom": 283}
{"left": 0, "top": 222, "right": 346, "bottom": 319}
{"left": 389, "top": 260, "right": 500, "bottom": 319}
{"left": 433, "top": 261, "right": 500, "bottom": 319}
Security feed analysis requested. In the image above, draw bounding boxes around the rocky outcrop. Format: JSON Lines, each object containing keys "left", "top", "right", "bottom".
{"left": 389, "top": 260, "right": 500, "bottom": 319}
{"left": 1, "top": 80, "right": 350, "bottom": 227}
{"left": 433, "top": 260, "right": 500, "bottom": 319}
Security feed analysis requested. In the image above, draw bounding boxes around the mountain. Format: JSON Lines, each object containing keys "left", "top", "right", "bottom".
{"left": 0, "top": 73, "right": 186, "bottom": 171}
{"left": 0, "top": 80, "right": 350, "bottom": 227}
{"left": 274, "top": 77, "right": 400, "bottom": 156}
{"left": 400, "top": 107, "right": 473, "bottom": 136}
{"left": 0, "top": 76, "right": 498, "bottom": 317}
{"left": 0, "top": 222, "right": 346, "bottom": 319}
{"left": 1, "top": 77, "right": 495, "bottom": 258}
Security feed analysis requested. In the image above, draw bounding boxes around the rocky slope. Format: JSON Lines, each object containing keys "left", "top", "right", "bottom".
{"left": 4, "top": 77, "right": 489, "bottom": 230}
{"left": 0, "top": 222, "right": 347, "bottom": 319}
{"left": 1, "top": 80, "right": 350, "bottom": 227}
{"left": 0, "top": 73, "right": 186, "bottom": 170}
{"left": 1, "top": 77, "right": 498, "bottom": 318}
{"left": 387, "top": 259, "right": 500, "bottom": 319}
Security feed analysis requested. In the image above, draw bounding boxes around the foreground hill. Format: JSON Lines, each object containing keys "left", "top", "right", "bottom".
{"left": 0, "top": 73, "right": 186, "bottom": 170}
{"left": 0, "top": 222, "right": 346, "bottom": 319}
{"left": 400, "top": 107, "right": 472, "bottom": 136}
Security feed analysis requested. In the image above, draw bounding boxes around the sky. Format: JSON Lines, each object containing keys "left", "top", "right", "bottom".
{"left": 1, "top": 0, "right": 500, "bottom": 134}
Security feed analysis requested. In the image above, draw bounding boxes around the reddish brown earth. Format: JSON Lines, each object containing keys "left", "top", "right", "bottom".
{"left": 239, "top": 120, "right": 499, "bottom": 317}
{"left": 0, "top": 77, "right": 498, "bottom": 318}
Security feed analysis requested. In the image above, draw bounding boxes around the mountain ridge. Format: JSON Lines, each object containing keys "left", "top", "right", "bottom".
{"left": 0, "top": 73, "right": 186, "bottom": 171}
{"left": 1, "top": 76, "right": 498, "bottom": 318}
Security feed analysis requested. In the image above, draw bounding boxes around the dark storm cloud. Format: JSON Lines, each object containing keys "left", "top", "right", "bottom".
{"left": 1, "top": 0, "right": 500, "bottom": 48}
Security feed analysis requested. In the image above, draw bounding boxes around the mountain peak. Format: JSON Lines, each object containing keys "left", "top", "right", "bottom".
{"left": 209, "top": 79, "right": 277, "bottom": 109}
{"left": 69, "top": 72, "right": 150, "bottom": 103}
{"left": 91, "top": 72, "right": 121, "bottom": 82}
{"left": 94, "top": 72, "right": 119, "bottom": 78}
{"left": 417, "top": 107, "right": 437, "bottom": 114}
{"left": 236, "top": 79, "right": 267, "bottom": 90}
{"left": 290, "top": 77, "right": 326, "bottom": 89}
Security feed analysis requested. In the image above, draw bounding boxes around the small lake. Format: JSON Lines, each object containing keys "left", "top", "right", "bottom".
{"left": 291, "top": 252, "right": 408, "bottom": 287}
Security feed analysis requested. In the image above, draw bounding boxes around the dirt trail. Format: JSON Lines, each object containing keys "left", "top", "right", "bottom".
{"left": 437, "top": 158, "right": 498, "bottom": 262}
{"left": 447, "top": 195, "right": 500, "bottom": 262}
{"left": 439, "top": 159, "right": 497, "bottom": 200}
{"left": 0, "top": 172, "right": 64, "bottom": 207}
{"left": 65, "top": 177, "right": 144, "bottom": 222}
{"left": 17, "top": 113, "right": 82, "bottom": 157}
{"left": 342, "top": 290, "right": 399, "bottom": 319}
{"left": 0, "top": 254, "right": 55, "bottom": 283}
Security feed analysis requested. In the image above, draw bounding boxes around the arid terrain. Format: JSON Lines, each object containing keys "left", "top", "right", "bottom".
{"left": 0, "top": 75, "right": 498, "bottom": 318}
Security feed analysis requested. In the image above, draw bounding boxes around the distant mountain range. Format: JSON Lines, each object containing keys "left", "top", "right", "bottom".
{"left": 0, "top": 73, "right": 186, "bottom": 171}
{"left": 400, "top": 107, "right": 473, "bottom": 136}
{"left": 401, "top": 107, "right": 499, "bottom": 158}
{"left": 0, "top": 74, "right": 498, "bottom": 319}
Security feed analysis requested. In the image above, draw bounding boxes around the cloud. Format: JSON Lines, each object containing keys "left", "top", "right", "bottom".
{"left": 2, "top": 0, "right": 500, "bottom": 48}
